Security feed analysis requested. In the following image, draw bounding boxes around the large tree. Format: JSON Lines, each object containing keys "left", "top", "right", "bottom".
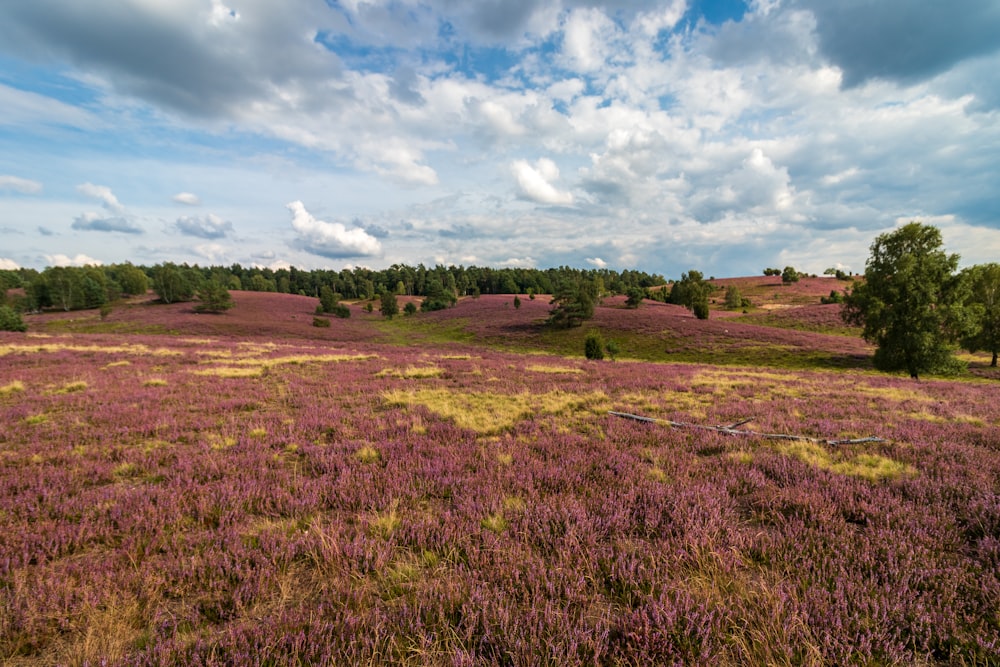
{"left": 960, "top": 263, "right": 1000, "bottom": 367}
{"left": 548, "top": 278, "right": 596, "bottom": 328}
{"left": 842, "top": 222, "right": 968, "bottom": 378}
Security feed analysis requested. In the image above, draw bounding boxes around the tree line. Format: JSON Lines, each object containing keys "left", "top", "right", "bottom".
{"left": 0, "top": 262, "right": 664, "bottom": 313}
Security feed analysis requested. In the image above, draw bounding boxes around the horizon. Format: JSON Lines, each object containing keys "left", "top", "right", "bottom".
{"left": 2, "top": 0, "right": 999, "bottom": 276}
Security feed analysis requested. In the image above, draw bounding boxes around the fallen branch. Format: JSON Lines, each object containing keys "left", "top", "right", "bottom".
{"left": 608, "top": 411, "right": 885, "bottom": 446}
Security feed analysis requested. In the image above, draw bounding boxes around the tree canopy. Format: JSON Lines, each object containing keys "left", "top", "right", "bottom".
{"left": 842, "top": 222, "right": 969, "bottom": 378}
{"left": 960, "top": 263, "right": 1000, "bottom": 367}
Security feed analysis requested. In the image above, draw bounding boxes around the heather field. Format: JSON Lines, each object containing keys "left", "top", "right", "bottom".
{"left": 3, "top": 291, "right": 1000, "bottom": 665}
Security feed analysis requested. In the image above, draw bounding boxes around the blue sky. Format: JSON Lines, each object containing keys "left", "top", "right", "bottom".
{"left": 1, "top": 0, "right": 999, "bottom": 278}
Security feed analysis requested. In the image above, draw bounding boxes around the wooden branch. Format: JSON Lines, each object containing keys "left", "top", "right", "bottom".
{"left": 608, "top": 411, "right": 886, "bottom": 446}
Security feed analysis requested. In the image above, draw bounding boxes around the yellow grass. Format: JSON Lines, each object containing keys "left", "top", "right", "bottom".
{"left": 768, "top": 440, "right": 915, "bottom": 482}
{"left": 376, "top": 365, "right": 444, "bottom": 379}
{"left": 53, "top": 380, "right": 88, "bottom": 394}
{"left": 525, "top": 364, "right": 584, "bottom": 374}
{"left": 355, "top": 445, "right": 381, "bottom": 464}
{"left": 1, "top": 380, "right": 25, "bottom": 395}
{"left": 383, "top": 387, "right": 609, "bottom": 434}
{"left": 142, "top": 378, "right": 168, "bottom": 387}
{"left": 190, "top": 366, "right": 264, "bottom": 378}
{"left": 439, "top": 354, "right": 472, "bottom": 360}
{"left": 0, "top": 342, "right": 181, "bottom": 357}
{"left": 102, "top": 360, "right": 131, "bottom": 369}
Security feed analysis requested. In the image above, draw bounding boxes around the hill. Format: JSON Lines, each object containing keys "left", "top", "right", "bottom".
{"left": 2, "top": 276, "right": 999, "bottom": 664}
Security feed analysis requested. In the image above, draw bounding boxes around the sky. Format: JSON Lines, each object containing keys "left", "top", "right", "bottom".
{"left": 1, "top": 0, "right": 999, "bottom": 278}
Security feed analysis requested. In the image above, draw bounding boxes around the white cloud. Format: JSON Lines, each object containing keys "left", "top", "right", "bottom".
{"left": 512, "top": 158, "right": 574, "bottom": 205}
{"left": 586, "top": 257, "right": 608, "bottom": 268}
{"left": 193, "top": 243, "right": 229, "bottom": 263}
{"left": 287, "top": 200, "right": 382, "bottom": 258}
{"left": 173, "top": 192, "right": 201, "bottom": 205}
{"left": 45, "top": 253, "right": 102, "bottom": 267}
{"left": 175, "top": 213, "right": 233, "bottom": 239}
{"left": 77, "top": 182, "right": 125, "bottom": 213}
{"left": 0, "top": 258, "right": 20, "bottom": 270}
{"left": 71, "top": 211, "right": 143, "bottom": 234}
{"left": 0, "top": 175, "right": 42, "bottom": 194}
{"left": 560, "top": 8, "right": 622, "bottom": 73}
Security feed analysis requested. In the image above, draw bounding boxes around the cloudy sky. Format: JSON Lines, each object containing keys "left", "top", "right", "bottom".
{"left": 1, "top": 0, "right": 999, "bottom": 277}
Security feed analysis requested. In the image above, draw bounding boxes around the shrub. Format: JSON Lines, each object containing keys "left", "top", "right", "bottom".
{"left": 0, "top": 305, "right": 27, "bottom": 332}
{"left": 404, "top": 302, "right": 417, "bottom": 316}
{"left": 513, "top": 295, "right": 521, "bottom": 310}
{"left": 312, "top": 316, "right": 331, "bottom": 328}
{"left": 605, "top": 339, "right": 620, "bottom": 361}
{"left": 584, "top": 331, "right": 605, "bottom": 360}
{"left": 781, "top": 266, "right": 800, "bottom": 284}
{"left": 692, "top": 300, "right": 710, "bottom": 320}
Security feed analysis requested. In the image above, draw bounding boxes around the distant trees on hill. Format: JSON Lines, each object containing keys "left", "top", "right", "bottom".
{"left": 0, "top": 262, "right": 666, "bottom": 315}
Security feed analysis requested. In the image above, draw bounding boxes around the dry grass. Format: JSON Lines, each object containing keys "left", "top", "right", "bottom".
{"left": 376, "top": 365, "right": 445, "bottom": 379}
{"left": 768, "top": 440, "right": 915, "bottom": 482}
{"left": 142, "top": 378, "right": 168, "bottom": 387}
{"left": 525, "top": 364, "right": 584, "bottom": 375}
{"left": 383, "top": 387, "right": 610, "bottom": 434}
{"left": 1, "top": 380, "right": 25, "bottom": 395}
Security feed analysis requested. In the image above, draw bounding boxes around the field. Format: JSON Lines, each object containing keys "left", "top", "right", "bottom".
{"left": 2, "top": 283, "right": 999, "bottom": 665}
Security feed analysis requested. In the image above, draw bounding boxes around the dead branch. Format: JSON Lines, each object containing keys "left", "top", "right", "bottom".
{"left": 608, "top": 411, "right": 885, "bottom": 446}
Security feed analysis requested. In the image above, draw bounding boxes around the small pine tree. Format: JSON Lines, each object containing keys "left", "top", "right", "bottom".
{"left": 404, "top": 302, "right": 417, "bottom": 316}
{"left": 380, "top": 291, "right": 399, "bottom": 319}
{"left": 724, "top": 285, "right": 742, "bottom": 310}
{"left": 605, "top": 339, "right": 620, "bottom": 361}
{"left": 692, "top": 299, "right": 710, "bottom": 320}
{"left": 0, "top": 305, "right": 27, "bottom": 332}
{"left": 584, "top": 331, "right": 605, "bottom": 360}
{"left": 513, "top": 295, "right": 521, "bottom": 310}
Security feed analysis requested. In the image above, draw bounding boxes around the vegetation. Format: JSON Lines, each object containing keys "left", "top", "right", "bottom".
{"left": 669, "top": 270, "right": 713, "bottom": 319}
{"left": 380, "top": 291, "right": 399, "bottom": 319}
{"left": 961, "top": 262, "right": 1000, "bottom": 366}
{"left": 194, "top": 281, "right": 234, "bottom": 314}
{"left": 547, "top": 278, "right": 596, "bottom": 328}
{"left": 843, "top": 222, "right": 968, "bottom": 378}
{"left": 624, "top": 286, "right": 646, "bottom": 309}
{"left": 781, "top": 266, "right": 800, "bottom": 284}
{"left": 0, "top": 305, "right": 27, "bottom": 331}
{"left": 584, "top": 330, "right": 605, "bottom": 360}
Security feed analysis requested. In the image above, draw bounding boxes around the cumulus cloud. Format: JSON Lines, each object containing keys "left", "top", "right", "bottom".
{"left": 794, "top": 0, "right": 1000, "bottom": 87}
{"left": 77, "top": 182, "right": 125, "bottom": 213}
{"left": 173, "top": 192, "right": 201, "bottom": 205}
{"left": 287, "top": 200, "right": 382, "bottom": 259}
{"left": 586, "top": 257, "right": 608, "bottom": 268}
{"left": 72, "top": 182, "right": 143, "bottom": 233}
{"left": 45, "top": 253, "right": 102, "bottom": 267}
{"left": 72, "top": 212, "right": 143, "bottom": 234}
{"left": 512, "top": 158, "right": 574, "bottom": 205}
{"left": 0, "top": 258, "right": 20, "bottom": 270}
{"left": 175, "top": 213, "right": 233, "bottom": 239}
{"left": 0, "top": 175, "right": 42, "bottom": 194}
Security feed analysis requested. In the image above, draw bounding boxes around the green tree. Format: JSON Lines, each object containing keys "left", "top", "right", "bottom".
{"left": 115, "top": 263, "right": 149, "bottom": 296}
{"left": 669, "top": 270, "right": 712, "bottom": 318}
{"left": 548, "top": 279, "right": 596, "bottom": 329}
{"left": 960, "top": 263, "right": 1000, "bottom": 367}
{"left": 781, "top": 266, "right": 800, "bottom": 284}
{"left": 513, "top": 295, "right": 521, "bottom": 310}
{"left": 0, "top": 305, "right": 27, "bottom": 332}
{"left": 194, "top": 281, "right": 234, "bottom": 313}
{"left": 584, "top": 330, "right": 605, "bottom": 360}
{"left": 724, "top": 285, "right": 743, "bottom": 310}
{"left": 843, "top": 222, "right": 969, "bottom": 378}
{"left": 404, "top": 302, "right": 417, "bottom": 316}
{"left": 380, "top": 291, "right": 399, "bottom": 319}
{"left": 624, "top": 286, "right": 646, "bottom": 309}
{"left": 152, "top": 263, "right": 197, "bottom": 304}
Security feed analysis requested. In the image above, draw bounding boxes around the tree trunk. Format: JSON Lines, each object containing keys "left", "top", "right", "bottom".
{"left": 992, "top": 351, "right": 997, "bottom": 367}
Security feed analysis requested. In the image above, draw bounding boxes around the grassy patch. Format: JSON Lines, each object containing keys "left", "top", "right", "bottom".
{"left": 53, "top": 380, "right": 88, "bottom": 394}
{"left": 191, "top": 366, "right": 264, "bottom": 378}
{"left": 355, "top": 445, "right": 382, "bottom": 464}
{"left": 383, "top": 387, "right": 610, "bottom": 434}
{"left": 767, "top": 440, "right": 915, "bottom": 482}
{"left": 142, "top": 378, "right": 168, "bottom": 387}
{"left": 1, "top": 380, "right": 25, "bottom": 395}
{"left": 376, "top": 365, "right": 445, "bottom": 379}
{"left": 525, "top": 364, "right": 584, "bottom": 374}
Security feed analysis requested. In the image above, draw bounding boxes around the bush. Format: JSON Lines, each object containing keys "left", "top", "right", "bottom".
{"left": 0, "top": 305, "right": 27, "bottom": 332}
{"left": 312, "top": 316, "right": 331, "bottom": 328}
{"left": 513, "top": 295, "right": 521, "bottom": 310}
{"left": 605, "top": 339, "right": 620, "bottom": 361}
{"left": 404, "top": 302, "right": 417, "bottom": 316}
{"left": 781, "top": 266, "right": 800, "bottom": 284}
{"left": 821, "top": 290, "right": 845, "bottom": 304}
{"left": 584, "top": 331, "right": 605, "bottom": 360}
{"left": 692, "top": 300, "right": 710, "bottom": 320}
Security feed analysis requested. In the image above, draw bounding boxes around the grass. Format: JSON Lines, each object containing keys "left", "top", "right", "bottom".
{"left": 1, "top": 380, "right": 25, "bottom": 395}
{"left": 376, "top": 365, "right": 445, "bottom": 379}
{"left": 382, "top": 387, "right": 610, "bottom": 434}
{"left": 765, "top": 440, "right": 916, "bottom": 482}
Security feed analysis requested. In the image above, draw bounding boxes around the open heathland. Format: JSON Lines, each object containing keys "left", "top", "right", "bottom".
{"left": 2, "top": 285, "right": 999, "bottom": 665}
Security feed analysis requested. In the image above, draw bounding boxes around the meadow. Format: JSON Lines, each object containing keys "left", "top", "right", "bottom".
{"left": 1, "top": 286, "right": 999, "bottom": 665}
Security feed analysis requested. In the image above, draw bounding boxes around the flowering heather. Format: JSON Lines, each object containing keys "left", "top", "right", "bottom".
{"left": 1, "top": 307, "right": 999, "bottom": 664}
